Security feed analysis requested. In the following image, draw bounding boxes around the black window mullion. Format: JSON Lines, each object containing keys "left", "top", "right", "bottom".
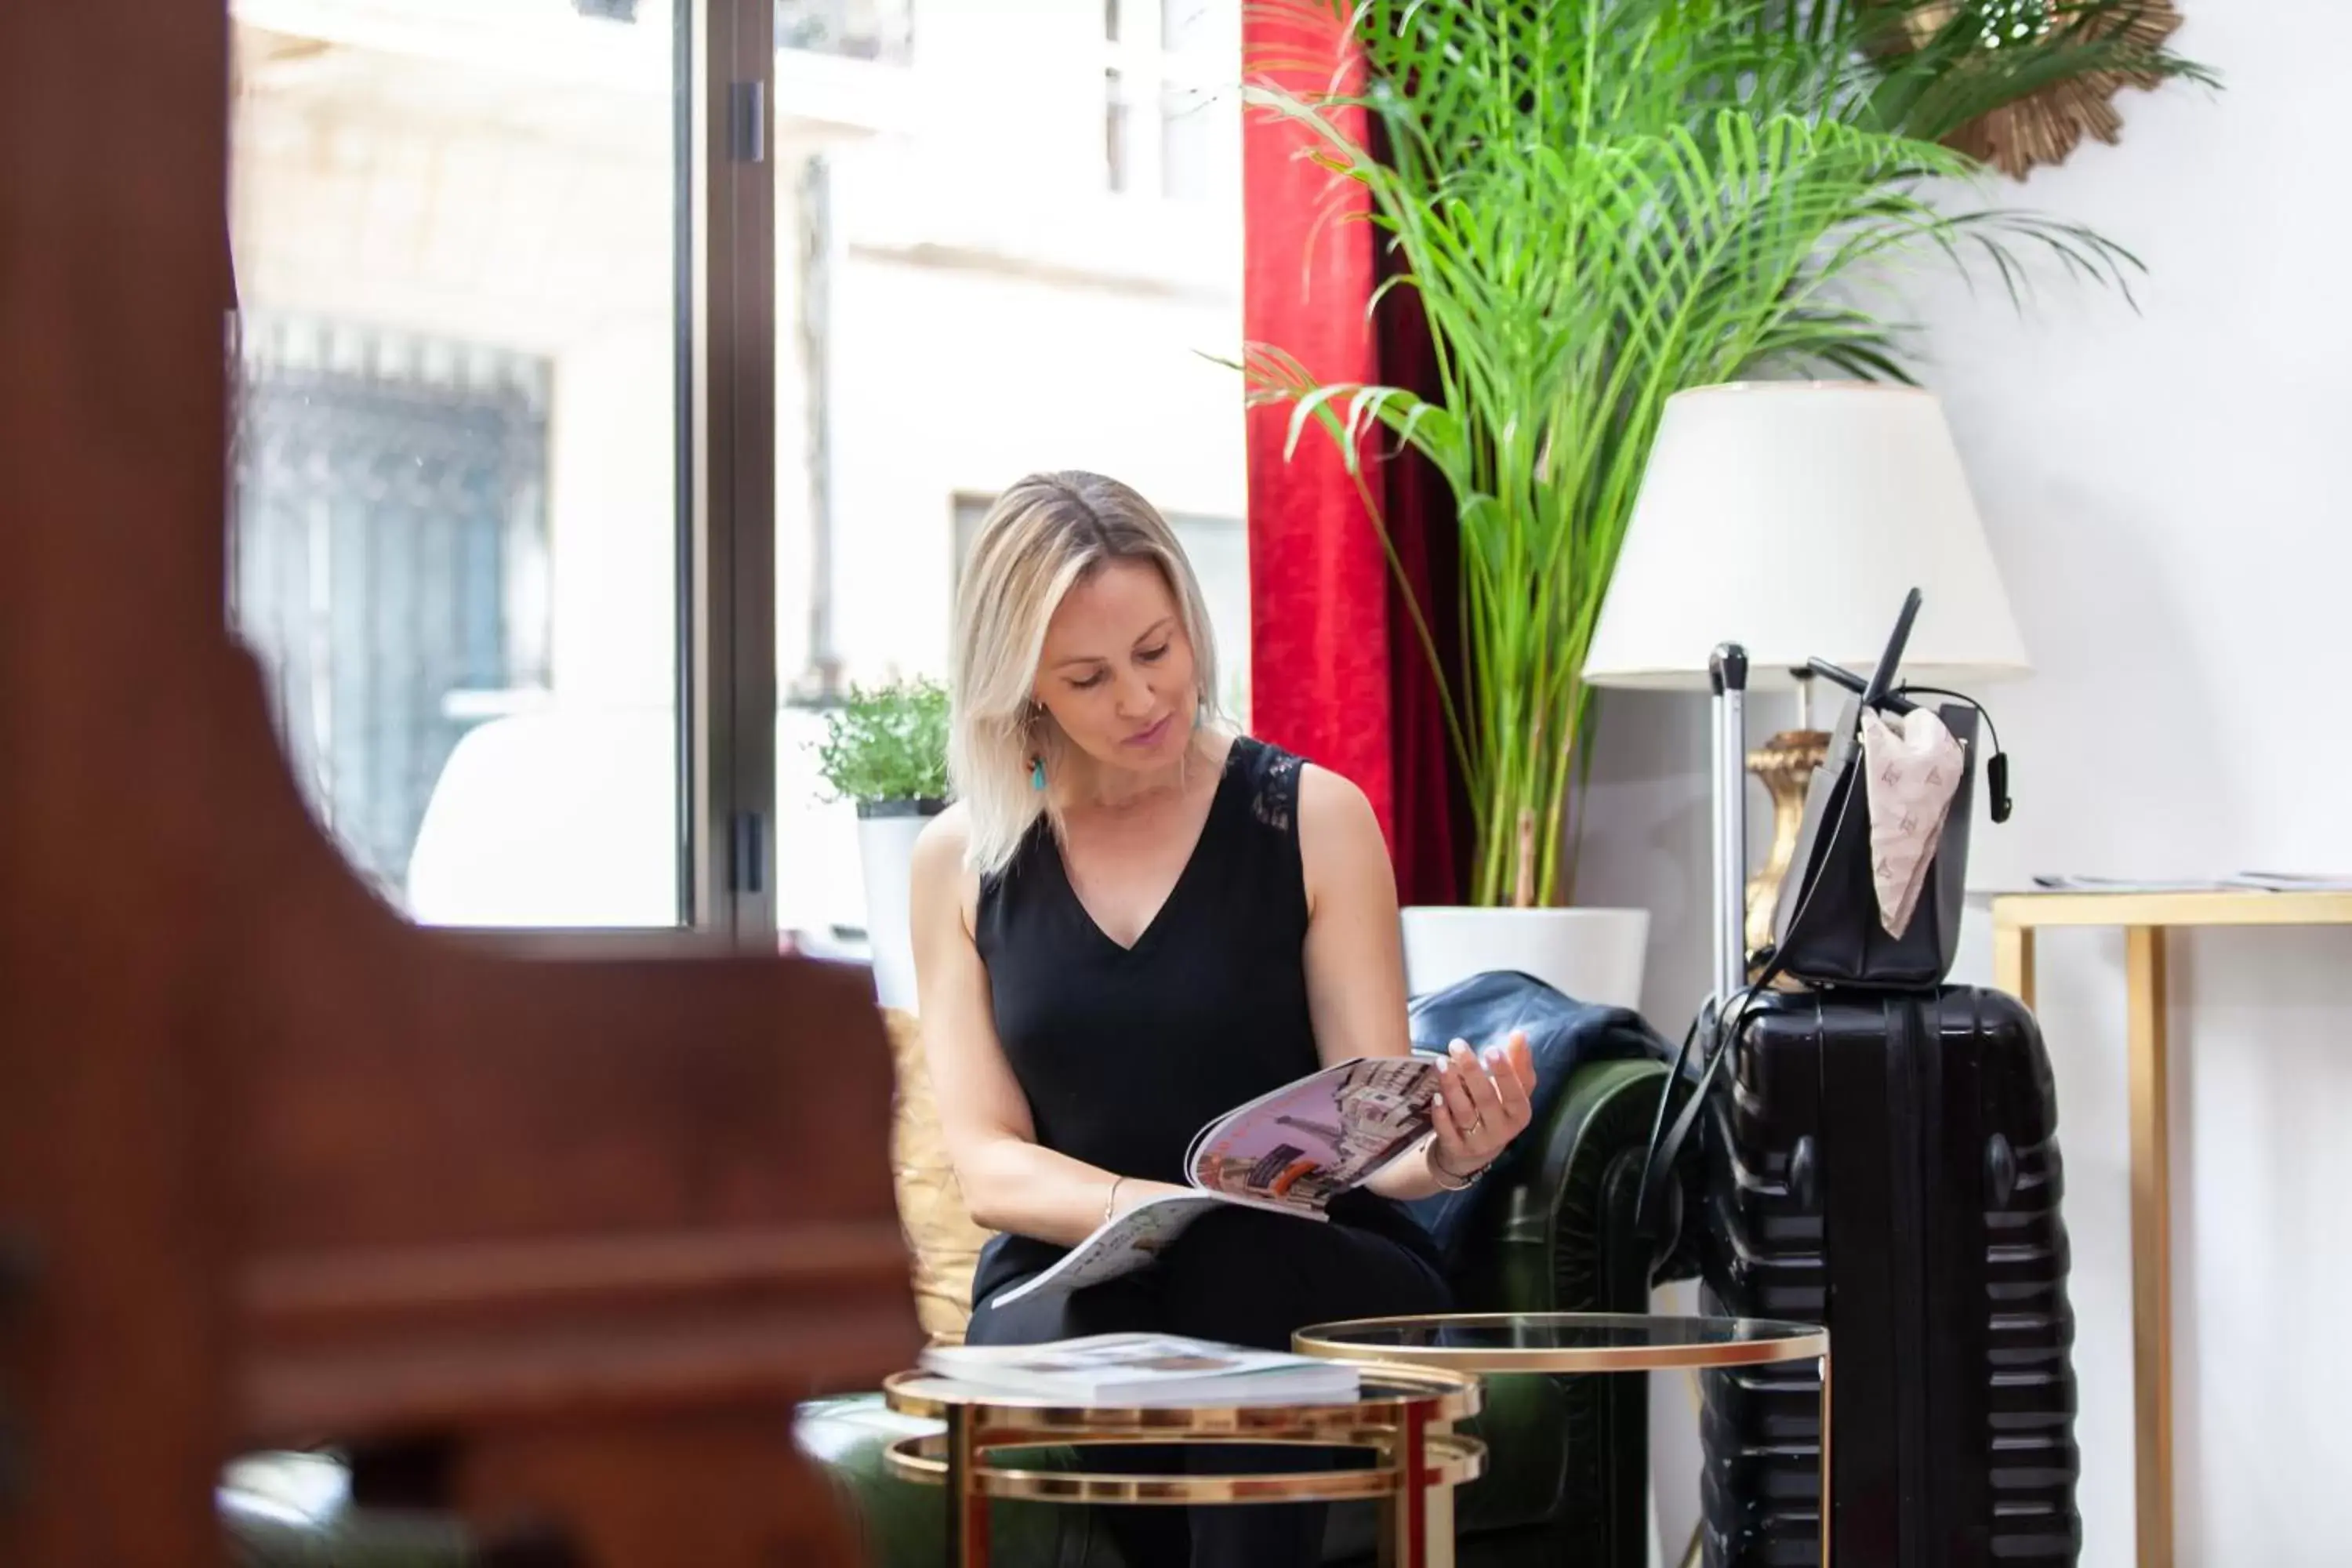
{"left": 688, "top": 0, "right": 779, "bottom": 948}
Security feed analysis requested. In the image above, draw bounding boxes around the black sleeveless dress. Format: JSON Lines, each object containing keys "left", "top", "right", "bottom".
{"left": 967, "top": 732, "right": 1444, "bottom": 1319}
{"left": 964, "top": 735, "right": 1450, "bottom": 1568}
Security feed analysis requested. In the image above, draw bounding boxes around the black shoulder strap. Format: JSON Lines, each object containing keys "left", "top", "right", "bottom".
{"left": 1635, "top": 984, "right": 1754, "bottom": 1239}
{"left": 1635, "top": 712, "right": 1878, "bottom": 1239}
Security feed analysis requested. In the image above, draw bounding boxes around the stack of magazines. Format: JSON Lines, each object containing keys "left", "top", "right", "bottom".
{"left": 918, "top": 1333, "right": 1362, "bottom": 1407}
{"left": 2031, "top": 872, "right": 2352, "bottom": 892}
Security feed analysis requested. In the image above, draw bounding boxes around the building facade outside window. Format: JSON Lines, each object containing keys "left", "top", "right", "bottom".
{"left": 227, "top": 0, "right": 1246, "bottom": 948}
{"left": 231, "top": 314, "right": 554, "bottom": 903}
{"left": 1102, "top": 0, "right": 1234, "bottom": 201}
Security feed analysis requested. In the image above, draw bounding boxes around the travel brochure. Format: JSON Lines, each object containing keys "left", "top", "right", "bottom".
{"left": 986, "top": 1055, "right": 1443, "bottom": 1309}
{"left": 2030, "top": 872, "right": 2352, "bottom": 893}
{"left": 919, "top": 1332, "right": 1360, "bottom": 1406}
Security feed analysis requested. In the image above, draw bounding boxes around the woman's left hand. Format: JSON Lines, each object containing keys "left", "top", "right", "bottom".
{"left": 1430, "top": 1032, "right": 1537, "bottom": 1181}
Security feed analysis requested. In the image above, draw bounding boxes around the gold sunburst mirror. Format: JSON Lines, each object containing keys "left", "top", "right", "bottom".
{"left": 1901, "top": 0, "right": 2186, "bottom": 181}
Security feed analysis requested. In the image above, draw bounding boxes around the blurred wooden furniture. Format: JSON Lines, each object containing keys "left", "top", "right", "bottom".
{"left": 0, "top": 5, "right": 918, "bottom": 1565}
{"left": 1990, "top": 888, "right": 2352, "bottom": 1568}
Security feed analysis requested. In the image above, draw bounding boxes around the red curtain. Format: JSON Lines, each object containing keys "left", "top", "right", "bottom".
{"left": 1241, "top": 10, "right": 1465, "bottom": 906}
{"left": 1366, "top": 120, "right": 1468, "bottom": 909}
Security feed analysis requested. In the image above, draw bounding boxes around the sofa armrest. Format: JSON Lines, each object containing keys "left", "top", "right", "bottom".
{"left": 1454, "top": 1055, "right": 1671, "bottom": 1316}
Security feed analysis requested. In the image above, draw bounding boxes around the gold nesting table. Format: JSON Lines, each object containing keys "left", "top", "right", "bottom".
{"left": 1294, "top": 1312, "right": 1835, "bottom": 1565}
{"left": 882, "top": 1362, "right": 1486, "bottom": 1567}
{"left": 1990, "top": 887, "right": 2352, "bottom": 1568}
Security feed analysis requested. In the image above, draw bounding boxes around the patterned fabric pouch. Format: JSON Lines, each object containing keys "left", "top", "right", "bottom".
{"left": 1859, "top": 706, "right": 1967, "bottom": 941}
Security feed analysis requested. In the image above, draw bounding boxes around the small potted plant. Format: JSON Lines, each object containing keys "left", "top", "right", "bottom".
{"left": 815, "top": 677, "right": 949, "bottom": 1010}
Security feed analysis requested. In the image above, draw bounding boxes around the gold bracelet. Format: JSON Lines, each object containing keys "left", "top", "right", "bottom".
{"left": 1102, "top": 1175, "right": 1124, "bottom": 1223}
{"left": 1429, "top": 1146, "right": 1483, "bottom": 1192}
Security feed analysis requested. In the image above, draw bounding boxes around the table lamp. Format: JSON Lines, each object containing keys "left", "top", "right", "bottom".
{"left": 1583, "top": 383, "right": 2029, "bottom": 965}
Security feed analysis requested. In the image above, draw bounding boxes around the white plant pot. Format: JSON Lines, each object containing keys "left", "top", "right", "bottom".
{"left": 1399, "top": 906, "right": 1651, "bottom": 1011}
{"left": 856, "top": 800, "right": 944, "bottom": 1012}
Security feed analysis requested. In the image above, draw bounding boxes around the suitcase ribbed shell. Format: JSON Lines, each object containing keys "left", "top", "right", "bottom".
{"left": 1697, "top": 986, "right": 2081, "bottom": 1568}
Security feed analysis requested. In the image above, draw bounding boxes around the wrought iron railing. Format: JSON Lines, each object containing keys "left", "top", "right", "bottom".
{"left": 229, "top": 314, "right": 553, "bottom": 900}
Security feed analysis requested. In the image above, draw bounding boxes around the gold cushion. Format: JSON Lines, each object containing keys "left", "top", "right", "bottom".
{"left": 883, "top": 1007, "right": 993, "bottom": 1344}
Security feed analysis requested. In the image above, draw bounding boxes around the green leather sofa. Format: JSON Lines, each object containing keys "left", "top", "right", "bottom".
{"left": 221, "top": 1053, "right": 1675, "bottom": 1568}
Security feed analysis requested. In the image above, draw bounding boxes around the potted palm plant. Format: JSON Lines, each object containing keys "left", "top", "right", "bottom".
{"left": 815, "top": 677, "right": 950, "bottom": 1010}
{"left": 1243, "top": 0, "right": 2203, "bottom": 1004}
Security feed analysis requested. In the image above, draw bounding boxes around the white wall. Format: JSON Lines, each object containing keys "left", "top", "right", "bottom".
{"left": 1584, "top": 9, "right": 2352, "bottom": 1562}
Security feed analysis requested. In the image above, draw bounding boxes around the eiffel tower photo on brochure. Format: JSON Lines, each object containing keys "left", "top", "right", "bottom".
{"left": 986, "top": 1056, "right": 1443, "bottom": 1309}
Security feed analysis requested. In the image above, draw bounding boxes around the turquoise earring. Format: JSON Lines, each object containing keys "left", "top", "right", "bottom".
{"left": 1025, "top": 697, "right": 1047, "bottom": 792}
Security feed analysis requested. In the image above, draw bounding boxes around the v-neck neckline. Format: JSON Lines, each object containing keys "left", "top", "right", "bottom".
{"left": 1051, "top": 738, "right": 1246, "bottom": 958}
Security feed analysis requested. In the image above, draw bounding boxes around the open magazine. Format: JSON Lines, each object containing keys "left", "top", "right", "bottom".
{"left": 988, "top": 1055, "right": 1443, "bottom": 1310}
{"left": 920, "top": 1332, "right": 1360, "bottom": 1406}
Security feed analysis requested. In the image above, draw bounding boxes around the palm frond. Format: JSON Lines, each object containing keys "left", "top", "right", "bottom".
{"left": 1240, "top": 0, "right": 2210, "bottom": 905}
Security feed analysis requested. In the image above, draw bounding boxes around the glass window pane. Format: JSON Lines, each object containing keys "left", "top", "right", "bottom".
{"left": 1162, "top": 0, "right": 1214, "bottom": 54}
{"left": 1171, "top": 516, "right": 1250, "bottom": 723}
{"left": 1105, "top": 67, "right": 1133, "bottom": 194}
{"left": 228, "top": 0, "right": 685, "bottom": 927}
{"left": 772, "top": 4, "right": 1247, "bottom": 952}
{"left": 1161, "top": 82, "right": 1221, "bottom": 204}
{"left": 778, "top": 0, "right": 913, "bottom": 62}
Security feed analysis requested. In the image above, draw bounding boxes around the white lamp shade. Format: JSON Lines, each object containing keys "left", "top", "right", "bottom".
{"left": 1582, "top": 383, "right": 2028, "bottom": 691}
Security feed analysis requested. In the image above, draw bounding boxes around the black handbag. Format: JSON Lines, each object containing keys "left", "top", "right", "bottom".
{"left": 1633, "top": 588, "right": 2013, "bottom": 1237}
{"left": 1767, "top": 695, "right": 1980, "bottom": 991}
{"left": 1765, "top": 590, "right": 2010, "bottom": 993}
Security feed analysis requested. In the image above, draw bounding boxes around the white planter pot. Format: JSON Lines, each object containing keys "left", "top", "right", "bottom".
{"left": 856, "top": 800, "right": 945, "bottom": 1011}
{"left": 1399, "top": 906, "right": 1651, "bottom": 1011}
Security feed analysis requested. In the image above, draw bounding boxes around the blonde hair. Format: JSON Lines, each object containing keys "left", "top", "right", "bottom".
{"left": 950, "top": 471, "right": 1226, "bottom": 878}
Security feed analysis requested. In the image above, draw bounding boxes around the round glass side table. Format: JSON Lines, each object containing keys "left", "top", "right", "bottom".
{"left": 882, "top": 1363, "right": 1486, "bottom": 1568}
{"left": 1293, "top": 1312, "right": 1831, "bottom": 1565}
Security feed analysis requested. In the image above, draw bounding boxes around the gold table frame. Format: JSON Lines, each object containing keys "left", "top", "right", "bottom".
{"left": 881, "top": 1364, "right": 1486, "bottom": 1568}
{"left": 1294, "top": 1312, "right": 1833, "bottom": 1564}
{"left": 1990, "top": 888, "right": 2352, "bottom": 1568}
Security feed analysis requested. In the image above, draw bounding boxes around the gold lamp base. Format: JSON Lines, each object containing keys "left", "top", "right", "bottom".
{"left": 1745, "top": 728, "right": 1830, "bottom": 960}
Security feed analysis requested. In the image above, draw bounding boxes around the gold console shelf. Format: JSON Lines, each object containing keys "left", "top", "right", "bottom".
{"left": 1989, "top": 889, "right": 2352, "bottom": 1568}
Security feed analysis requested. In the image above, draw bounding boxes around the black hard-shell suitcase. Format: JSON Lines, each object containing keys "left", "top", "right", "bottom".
{"left": 1697, "top": 985, "right": 2082, "bottom": 1567}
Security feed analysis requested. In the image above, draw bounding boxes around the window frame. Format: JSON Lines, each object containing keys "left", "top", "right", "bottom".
{"left": 228, "top": 0, "right": 782, "bottom": 957}
{"left": 692, "top": 0, "right": 782, "bottom": 949}
{"left": 1100, "top": 0, "right": 1229, "bottom": 201}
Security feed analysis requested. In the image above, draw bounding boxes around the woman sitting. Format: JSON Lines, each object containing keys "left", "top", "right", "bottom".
{"left": 910, "top": 470, "right": 1536, "bottom": 1568}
